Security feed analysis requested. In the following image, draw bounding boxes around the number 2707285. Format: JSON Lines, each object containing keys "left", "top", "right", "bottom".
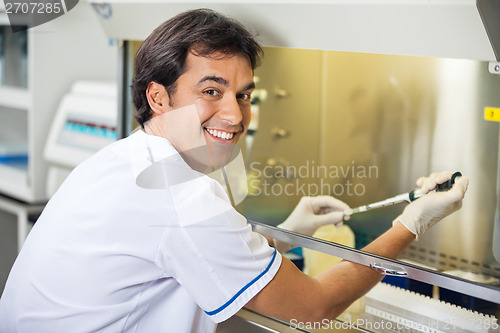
{"left": 6, "top": 2, "right": 63, "bottom": 14}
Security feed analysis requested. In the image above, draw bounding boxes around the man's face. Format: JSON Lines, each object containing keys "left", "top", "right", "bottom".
{"left": 175, "top": 51, "right": 254, "bottom": 145}
{"left": 146, "top": 50, "right": 254, "bottom": 170}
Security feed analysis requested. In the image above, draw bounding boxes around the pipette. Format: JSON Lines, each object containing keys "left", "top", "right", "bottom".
{"left": 343, "top": 172, "right": 462, "bottom": 217}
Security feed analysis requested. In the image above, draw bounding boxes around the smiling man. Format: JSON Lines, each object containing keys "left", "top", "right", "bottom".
{"left": 0, "top": 8, "right": 468, "bottom": 333}
{"left": 141, "top": 49, "right": 254, "bottom": 172}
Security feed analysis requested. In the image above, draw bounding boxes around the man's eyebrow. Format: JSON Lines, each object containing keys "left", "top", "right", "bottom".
{"left": 243, "top": 82, "right": 256, "bottom": 91}
{"left": 196, "top": 76, "right": 255, "bottom": 91}
{"left": 197, "top": 75, "right": 229, "bottom": 87}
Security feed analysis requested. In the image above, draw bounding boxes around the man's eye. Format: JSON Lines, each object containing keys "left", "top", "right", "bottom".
{"left": 204, "top": 89, "right": 220, "bottom": 97}
{"left": 239, "top": 93, "right": 252, "bottom": 101}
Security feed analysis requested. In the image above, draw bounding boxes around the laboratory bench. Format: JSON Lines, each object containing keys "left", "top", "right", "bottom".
{"left": 217, "top": 308, "right": 371, "bottom": 333}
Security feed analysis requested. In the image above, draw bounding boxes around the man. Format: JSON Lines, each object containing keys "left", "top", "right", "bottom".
{"left": 0, "top": 8, "right": 468, "bottom": 332}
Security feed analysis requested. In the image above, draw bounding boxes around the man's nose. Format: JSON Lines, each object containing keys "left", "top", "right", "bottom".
{"left": 219, "top": 96, "right": 243, "bottom": 124}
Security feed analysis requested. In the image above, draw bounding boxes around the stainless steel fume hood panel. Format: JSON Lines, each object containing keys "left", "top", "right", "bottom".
{"left": 87, "top": 0, "right": 499, "bottom": 62}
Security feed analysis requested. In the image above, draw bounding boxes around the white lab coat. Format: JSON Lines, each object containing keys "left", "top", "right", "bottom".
{"left": 0, "top": 130, "right": 281, "bottom": 333}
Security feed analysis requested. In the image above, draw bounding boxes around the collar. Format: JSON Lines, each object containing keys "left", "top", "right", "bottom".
{"left": 127, "top": 129, "right": 181, "bottom": 188}
{"left": 127, "top": 128, "right": 247, "bottom": 206}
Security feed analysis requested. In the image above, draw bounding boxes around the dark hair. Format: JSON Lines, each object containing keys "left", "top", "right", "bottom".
{"left": 132, "top": 8, "right": 263, "bottom": 127}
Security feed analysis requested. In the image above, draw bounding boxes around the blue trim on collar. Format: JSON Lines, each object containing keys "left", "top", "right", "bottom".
{"left": 204, "top": 248, "right": 278, "bottom": 316}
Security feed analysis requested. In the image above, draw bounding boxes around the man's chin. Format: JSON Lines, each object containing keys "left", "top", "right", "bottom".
{"left": 179, "top": 142, "right": 240, "bottom": 173}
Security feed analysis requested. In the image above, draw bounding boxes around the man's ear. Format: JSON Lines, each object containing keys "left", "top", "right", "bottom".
{"left": 146, "top": 81, "right": 170, "bottom": 116}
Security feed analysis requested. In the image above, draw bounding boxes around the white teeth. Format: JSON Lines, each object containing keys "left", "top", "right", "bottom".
{"left": 206, "top": 128, "right": 234, "bottom": 140}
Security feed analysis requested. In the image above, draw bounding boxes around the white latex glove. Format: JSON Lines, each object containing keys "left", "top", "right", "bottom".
{"left": 274, "top": 196, "right": 350, "bottom": 252}
{"left": 393, "top": 171, "right": 469, "bottom": 240}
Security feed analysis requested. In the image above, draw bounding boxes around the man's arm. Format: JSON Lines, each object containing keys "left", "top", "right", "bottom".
{"left": 245, "top": 222, "right": 414, "bottom": 322}
{"left": 246, "top": 172, "right": 468, "bottom": 322}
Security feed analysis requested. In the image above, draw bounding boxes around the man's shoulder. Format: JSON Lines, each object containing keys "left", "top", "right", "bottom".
{"left": 84, "top": 130, "right": 142, "bottom": 165}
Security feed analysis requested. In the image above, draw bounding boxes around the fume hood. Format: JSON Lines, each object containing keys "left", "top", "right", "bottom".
{"left": 88, "top": 1, "right": 500, "bottom": 332}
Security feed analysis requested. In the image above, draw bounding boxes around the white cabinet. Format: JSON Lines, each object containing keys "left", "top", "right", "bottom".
{"left": 0, "top": 3, "right": 117, "bottom": 203}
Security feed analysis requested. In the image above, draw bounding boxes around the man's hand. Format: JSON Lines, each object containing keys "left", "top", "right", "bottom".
{"left": 273, "top": 196, "right": 350, "bottom": 252}
{"left": 393, "top": 171, "right": 469, "bottom": 239}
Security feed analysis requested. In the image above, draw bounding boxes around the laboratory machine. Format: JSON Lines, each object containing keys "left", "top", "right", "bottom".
{"left": 44, "top": 80, "right": 117, "bottom": 196}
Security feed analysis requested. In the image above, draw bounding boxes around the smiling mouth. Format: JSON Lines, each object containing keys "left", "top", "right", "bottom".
{"left": 205, "top": 128, "right": 235, "bottom": 141}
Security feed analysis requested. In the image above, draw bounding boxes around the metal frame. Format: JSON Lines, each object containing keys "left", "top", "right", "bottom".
{"left": 250, "top": 220, "right": 500, "bottom": 304}
{"left": 0, "top": 195, "right": 44, "bottom": 251}
{"left": 116, "top": 40, "right": 130, "bottom": 139}
{"left": 477, "top": 0, "right": 500, "bottom": 61}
